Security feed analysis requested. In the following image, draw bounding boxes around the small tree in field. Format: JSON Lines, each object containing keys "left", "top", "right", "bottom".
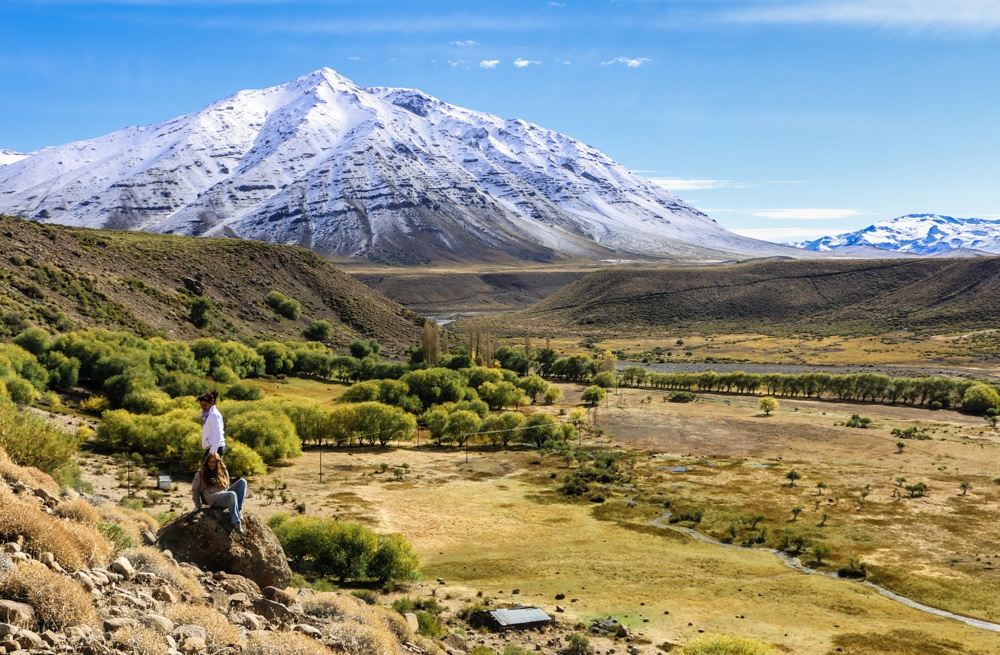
{"left": 812, "top": 543, "right": 832, "bottom": 566}
{"left": 896, "top": 441, "right": 905, "bottom": 454}
{"left": 816, "top": 481, "right": 827, "bottom": 495}
{"left": 759, "top": 396, "right": 779, "bottom": 416}
{"left": 581, "top": 385, "right": 607, "bottom": 406}
{"left": 791, "top": 506, "right": 802, "bottom": 521}
{"left": 960, "top": 481, "right": 973, "bottom": 496}
{"left": 189, "top": 297, "right": 212, "bottom": 328}
{"left": 785, "top": 469, "right": 802, "bottom": 487}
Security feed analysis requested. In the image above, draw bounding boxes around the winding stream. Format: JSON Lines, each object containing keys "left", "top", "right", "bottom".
{"left": 650, "top": 512, "right": 1000, "bottom": 633}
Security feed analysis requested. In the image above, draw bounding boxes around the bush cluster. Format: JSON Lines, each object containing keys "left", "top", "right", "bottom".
{"left": 268, "top": 513, "right": 419, "bottom": 584}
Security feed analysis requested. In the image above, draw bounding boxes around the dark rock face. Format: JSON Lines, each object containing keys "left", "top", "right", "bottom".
{"left": 156, "top": 509, "right": 291, "bottom": 589}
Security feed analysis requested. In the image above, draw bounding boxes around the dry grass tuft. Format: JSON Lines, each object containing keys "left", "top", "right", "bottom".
{"left": 323, "top": 620, "right": 402, "bottom": 655}
{"left": 0, "top": 448, "right": 59, "bottom": 495}
{"left": 301, "top": 591, "right": 377, "bottom": 622}
{"left": 0, "top": 486, "right": 112, "bottom": 569}
{"left": 0, "top": 562, "right": 98, "bottom": 630}
{"left": 122, "top": 546, "right": 204, "bottom": 597}
{"left": 678, "top": 634, "right": 778, "bottom": 655}
{"left": 372, "top": 605, "right": 413, "bottom": 643}
{"left": 110, "top": 625, "right": 171, "bottom": 655}
{"left": 95, "top": 502, "right": 158, "bottom": 547}
{"left": 245, "top": 630, "right": 330, "bottom": 655}
{"left": 55, "top": 497, "right": 101, "bottom": 524}
{"left": 164, "top": 604, "right": 242, "bottom": 649}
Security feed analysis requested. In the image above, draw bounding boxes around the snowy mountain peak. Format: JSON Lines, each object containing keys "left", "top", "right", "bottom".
{"left": 0, "top": 69, "right": 796, "bottom": 264}
{"left": 793, "top": 214, "right": 1000, "bottom": 255}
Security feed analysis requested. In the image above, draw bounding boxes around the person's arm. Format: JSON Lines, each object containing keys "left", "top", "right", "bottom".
{"left": 192, "top": 471, "right": 203, "bottom": 509}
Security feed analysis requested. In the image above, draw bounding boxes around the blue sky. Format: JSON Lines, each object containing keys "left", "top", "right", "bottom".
{"left": 2, "top": 0, "right": 998, "bottom": 243}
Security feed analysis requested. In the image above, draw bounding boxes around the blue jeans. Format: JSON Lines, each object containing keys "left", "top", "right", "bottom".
{"left": 212, "top": 478, "right": 246, "bottom": 525}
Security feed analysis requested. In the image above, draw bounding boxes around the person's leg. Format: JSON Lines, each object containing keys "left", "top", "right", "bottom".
{"left": 218, "top": 444, "right": 227, "bottom": 457}
{"left": 229, "top": 478, "right": 247, "bottom": 511}
{"left": 212, "top": 491, "right": 241, "bottom": 524}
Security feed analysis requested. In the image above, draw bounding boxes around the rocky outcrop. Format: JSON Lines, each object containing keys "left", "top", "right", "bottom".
{"left": 156, "top": 509, "right": 291, "bottom": 589}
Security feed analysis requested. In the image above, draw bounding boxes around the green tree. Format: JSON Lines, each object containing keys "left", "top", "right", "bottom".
{"left": 226, "top": 409, "right": 301, "bottom": 463}
{"left": 960, "top": 481, "right": 973, "bottom": 496}
{"left": 444, "top": 410, "right": 481, "bottom": 447}
{"left": 354, "top": 402, "right": 417, "bottom": 447}
{"left": 759, "top": 396, "right": 779, "bottom": 416}
{"left": 478, "top": 411, "right": 527, "bottom": 448}
{"left": 962, "top": 383, "right": 1000, "bottom": 414}
{"left": 812, "top": 543, "right": 832, "bottom": 566}
{"left": 523, "top": 412, "right": 560, "bottom": 449}
{"left": 591, "top": 371, "right": 617, "bottom": 389}
{"left": 896, "top": 441, "right": 905, "bottom": 454}
{"left": 791, "top": 506, "right": 803, "bottom": 521}
{"left": 581, "top": 385, "right": 607, "bottom": 406}
{"left": 785, "top": 469, "right": 802, "bottom": 487}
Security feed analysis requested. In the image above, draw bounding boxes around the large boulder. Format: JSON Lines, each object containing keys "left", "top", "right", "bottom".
{"left": 157, "top": 509, "right": 291, "bottom": 588}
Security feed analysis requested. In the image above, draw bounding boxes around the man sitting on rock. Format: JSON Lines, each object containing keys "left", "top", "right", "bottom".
{"left": 192, "top": 452, "right": 247, "bottom": 534}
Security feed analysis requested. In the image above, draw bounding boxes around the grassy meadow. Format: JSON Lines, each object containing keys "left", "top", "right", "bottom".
{"left": 114, "top": 376, "right": 1000, "bottom": 655}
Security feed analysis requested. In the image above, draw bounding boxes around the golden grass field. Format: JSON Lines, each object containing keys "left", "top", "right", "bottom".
{"left": 128, "top": 377, "right": 999, "bottom": 655}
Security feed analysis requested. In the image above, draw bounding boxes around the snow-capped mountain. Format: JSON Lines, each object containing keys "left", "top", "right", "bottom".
{"left": 794, "top": 214, "right": 1000, "bottom": 255}
{"left": 0, "top": 68, "right": 797, "bottom": 264}
{"left": 0, "top": 150, "right": 28, "bottom": 166}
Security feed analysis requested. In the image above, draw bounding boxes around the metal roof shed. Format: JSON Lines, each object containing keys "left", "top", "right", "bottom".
{"left": 472, "top": 607, "right": 554, "bottom": 632}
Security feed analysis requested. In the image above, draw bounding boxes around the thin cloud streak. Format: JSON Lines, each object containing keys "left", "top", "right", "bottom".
{"left": 753, "top": 208, "right": 865, "bottom": 220}
{"left": 513, "top": 58, "right": 541, "bottom": 67}
{"left": 601, "top": 56, "right": 651, "bottom": 68}
{"left": 650, "top": 178, "right": 755, "bottom": 191}
{"left": 729, "top": 227, "right": 839, "bottom": 240}
{"left": 726, "top": 0, "right": 1000, "bottom": 33}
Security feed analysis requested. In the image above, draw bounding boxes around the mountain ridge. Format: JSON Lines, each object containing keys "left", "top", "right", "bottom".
{"left": 793, "top": 214, "right": 1000, "bottom": 255}
{"left": 0, "top": 68, "right": 801, "bottom": 265}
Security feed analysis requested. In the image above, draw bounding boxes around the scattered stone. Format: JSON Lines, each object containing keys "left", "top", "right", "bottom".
{"left": 235, "top": 613, "right": 261, "bottom": 631}
{"left": 228, "top": 593, "right": 250, "bottom": 609}
{"left": 0, "top": 601, "right": 36, "bottom": 630}
{"left": 441, "top": 633, "right": 468, "bottom": 651}
{"left": 1, "top": 544, "right": 20, "bottom": 554}
{"left": 140, "top": 614, "right": 174, "bottom": 635}
{"left": 512, "top": 589, "right": 520, "bottom": 595}
{"left": 103, "top": 618, "right": 139, "bottom": 633}
{"left": 15, "top": 628, "right": 43, "bottom": 649}
{"left": 0, "top": 623, "right": 15, "bottom": 638}
{"left": 173, "top": 625, "right": 207, "bottom": 643}
{"left": 616, "top": 624, "right": 631, "bottom": 639}
{"left": 555, "top": 606, "right": 565, "bottom": 613}
{"left": 554, "top": 593, "right": 565, "bottom": 600}
{"left": 404, "top": 613, "right": 419, "bottom": 632}
{"left": 1, "top": 637, "right": 20, "bottom": 652}
{"left": 39, "top": 630, "right": 62, "bottom": 646}
{"left": 135, "top": 572, "right": 158, "bottom": 585}
{"left": 292, "top": 624, "right": 323, "bottom": 639}
{"left": 221, "top": 575, "right": 262, "bottom": 599}
{"left": 153, "top": 587, "right": 177, "bottom": 603}
{"left": 142, "top": 530, "right": 158, "bottom": 546}
{"left": 252, "top": 598, "right": 298, "bottom": 623}
{"left": 180, "top": 636, "right": 206, "bottom": 653}
{"left": 38, "top": 553, "right": 54, "bottom": 565}
{"left": 109, "top": 557, "right": 136, "bottom": 580}
{"left": 262, "top": 586, "right": 296, "bottom": 607}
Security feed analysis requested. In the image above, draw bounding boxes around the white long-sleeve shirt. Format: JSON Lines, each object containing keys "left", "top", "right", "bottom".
{"left": 201, "top": 405, "right": 226, "bottom": 454}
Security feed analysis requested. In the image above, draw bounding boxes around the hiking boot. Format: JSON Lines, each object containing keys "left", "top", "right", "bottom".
{"left": 234, "top": 521, "right": 244, "bottom": 534}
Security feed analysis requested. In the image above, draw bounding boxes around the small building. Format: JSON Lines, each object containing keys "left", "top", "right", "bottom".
{"left": 471, "top": 607, "right": 554, "bottom": 632}
{"left": 157, "top": 476, "right": 172, "bottom": 491}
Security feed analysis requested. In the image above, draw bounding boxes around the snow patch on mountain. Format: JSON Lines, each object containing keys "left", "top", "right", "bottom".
{"left": 792, "top": 214, "right": 1000, "bottom": 255}
{"left": 0, "top": 68, "right": 798, "bottom": 264}
{"left": 0, "top": 150, "right": 28, "bottom": 166}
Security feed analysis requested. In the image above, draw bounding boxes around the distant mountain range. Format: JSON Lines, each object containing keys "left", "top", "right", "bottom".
{"left": 0, "top": 150, "right": 27, "bottom": 166}
{"left": 0, "top": 68, "right": 799, "bottom": 265}
{"left": 793, "top": 214, "right": 1000, "bottom": 255}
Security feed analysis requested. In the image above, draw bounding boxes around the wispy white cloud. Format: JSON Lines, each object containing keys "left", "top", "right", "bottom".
{"left": 752, "top": 208, "right": 865, "bottom": 220}
{"left": 479, "top": 59, "right": 501, "bottom": 69}
{"left": 726, "top": 0, "right": 1000, "bottom": 33}
{"left": 549, "top": 1, "right": 566, "bottom": 6}
{"left": 450, "top": 40, "right": 479, "bottom": 47}
{"left": 346, "top": 56, "right": 362, "bottom": 62}
{"left": 514, "top": 58, "right": 541, "bottom": 67}
{"left": 601, "top": 56, "right": 651, "bottom": 68}
{"left": 729, "top": 227, "right": 839, "bottom": 241}
{"left": 650, "top": 178, "right": 755, "bottom": 191}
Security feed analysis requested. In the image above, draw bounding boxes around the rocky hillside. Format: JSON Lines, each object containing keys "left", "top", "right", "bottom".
{"left": 0, "top": 68, "right": 800, "bottom": 265}
{"left": 0, "top": 449, "right": 443, "bottom": 655}
{"left": 0, "top": 215, "right": 423, "bottom": 352}
{"left": 496, "top": 257, "right": 1000, "bottom": 336}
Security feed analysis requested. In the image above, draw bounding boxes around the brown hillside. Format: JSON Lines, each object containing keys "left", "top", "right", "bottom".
{"left": 496, "top": 258, "right": 1000, "bottom": 335}
{"left": 0, "top": 215, "right": 423, "bottom": 352}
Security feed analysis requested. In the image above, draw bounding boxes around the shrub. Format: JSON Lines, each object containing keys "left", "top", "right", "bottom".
{"left": 0, "top": 563, "right": 98, "bottom": 630}
{"left": 844, "top": 414, "right": 872, "bottom": 428}
{"left": 962, "top": 383, "right": 1000, "bottom": 414}
{"left": 245, "top": 630, "right": 331, "bottom": 655}
{"left": 189, "top": 297, "right": 212, "bottom": 328}
{"left": 110, "top": 626, "right": 170, "bottom": 655}
{"left": 222, "top": 441, "right": 267, "bottom": 478}
{"left": 670, "top": 391, "right": 697, "bottom": 403}
{"left": 304, "top": 320, "right": 334, "bottom": 341}
{"left": 79, "top": 395, "right": 109, "bottom": 414}
{"left": 565, "top": 634, "right": 594, "bottom": 655}
{"left": 269, "top": 514, "right": 419, "bottom": 583}
{"left": 227, "top": 381, "right": 264, "bottom": 401}
{"left": 5, "top": 377, "right": 37, "bottom": 404}
{"left": 0, "top": 448, "right": 59, "bottom": 495}
{"left": 55, "top": 498, "right": 101, "bottom": 524}
{"left": 164, "top": 604, "right": 242, "bottom": 650}
{"left": 678, "top": 634, "right": 777, "bottom": 655}
{"left": 323, "top": 620, "right": 400, "bottom": 655}
{"left": 122, "top": 546, "right": 204, "bottom": 596}
{"left": 266, "top": 291, "right": 302, "bottom": 320}
{"left": 0, "top": 486, "right": 112, "bottom": 569}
